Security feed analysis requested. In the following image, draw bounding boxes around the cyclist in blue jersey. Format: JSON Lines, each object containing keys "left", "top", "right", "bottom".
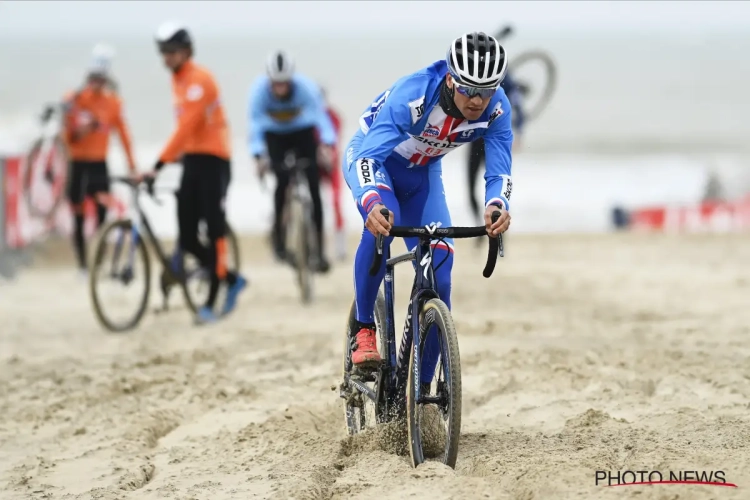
{"left": 343, "top": 32, "right": 513, "bottom": 371}
{"left": 247, "top": 50, "right": 337, "bottom": 272}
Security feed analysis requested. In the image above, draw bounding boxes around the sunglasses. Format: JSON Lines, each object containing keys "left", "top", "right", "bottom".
{"left": 158, "top": 43, "right": 184, "bottom": 55}
{"left": 453, "top": 80, "right": 498, "bottom": 99}
{"left": 88, "top": 74, "right": 107, "bottom": 83}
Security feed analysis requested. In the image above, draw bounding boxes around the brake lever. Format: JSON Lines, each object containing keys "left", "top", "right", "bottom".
{"left": 491, "top": 211, "right": 505, "bottom": 258}
{"left": 144, "top": 177, "right": 163, "bottom": 206}
{"left": 368, "top": 208, "right": 391, "bottom": 276}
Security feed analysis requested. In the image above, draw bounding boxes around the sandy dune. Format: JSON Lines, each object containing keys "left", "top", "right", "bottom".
{"left": 1, "top": 232, "right": 749, "bottom": 499}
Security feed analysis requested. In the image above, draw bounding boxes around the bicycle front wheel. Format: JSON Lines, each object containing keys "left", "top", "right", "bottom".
{"left": 88, "top": 219, "right": 151, "bottom": 332}
{"left": 289, "top": 197, "right": 313, "bottom": 304}
{"left": 407, "top": 298, "right": 462, "bottom": 469}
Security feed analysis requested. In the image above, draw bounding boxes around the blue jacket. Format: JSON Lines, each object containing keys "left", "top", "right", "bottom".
{"left": 247, "top": 73, "right": 337, "bottom": 157}
{"left": 350, "top": 60, "right": 513, "bottom": 210}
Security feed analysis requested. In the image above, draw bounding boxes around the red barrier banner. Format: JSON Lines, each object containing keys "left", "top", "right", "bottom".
{"left": 629, "top": 197, "right": 750, "bottom": 233}
{"left": 4, "top": 156, "right": 24, "bottom": 248}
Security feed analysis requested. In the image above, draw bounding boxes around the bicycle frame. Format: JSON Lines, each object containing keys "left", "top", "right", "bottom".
{"left": 281, "top": 152, "right": 313, "bottom": 217}
{"left": 281, "top": 152, "right": 317, "bottom": 264}
{"left": 111, "top": 178, "right": 183, "bottom": 281}
{"left": 343, "top": 209, "right": 503, "bottom": 423}
{"left": 378, "top": 238, "right": 442, "bottom": 419}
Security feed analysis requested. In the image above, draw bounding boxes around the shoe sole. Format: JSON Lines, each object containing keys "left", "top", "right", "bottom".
{"left": 352, "top": 357, "right": 382, "bottom": 372}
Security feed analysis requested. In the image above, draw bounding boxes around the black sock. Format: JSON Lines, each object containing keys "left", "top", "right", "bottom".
{"left": 225, "top": 271, "right": 238, "bottom": 286}
{"left": 206, "top": 275, "right": 220, "bottom": 310}
{"left": 73, "top": 214, "right": 86, "bottom": 269}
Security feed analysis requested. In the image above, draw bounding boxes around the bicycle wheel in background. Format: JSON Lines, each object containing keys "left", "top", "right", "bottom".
{"left": 508, "top": 50, "right": 557, "bottom": 123}
{"left": 407, "top": 298, "right": 462, "bottom": 469}
{"left": 22, "top": 136, "right": 69, "bottom": 219}
{"left": 88, "top": 219, "right": 151, "bottom": 332}
{"left": 180, "top": 222, "right": 242, "bottom": 313}
{"left": 288, "top": 196, "right": 313, "bottom": 304}
{"left": 341, "top": 290, "right": 387, "bottom": 435}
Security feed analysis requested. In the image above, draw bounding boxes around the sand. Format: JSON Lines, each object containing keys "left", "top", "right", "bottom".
{"left": 1, "top": 232, "right": 749, "bottom": 500}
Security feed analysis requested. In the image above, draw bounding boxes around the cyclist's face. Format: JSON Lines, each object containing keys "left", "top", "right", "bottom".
{"left": 448, "top": 75, "right": 493, "bottom": 120}
{"left": 271, "top": 81, "right": 291, "bottom": 99}
{"left": 87, "top": 74, "right": 107, "bottom": 92}
{"left": 160, "top": 48, "right": 189, "bottom": 72}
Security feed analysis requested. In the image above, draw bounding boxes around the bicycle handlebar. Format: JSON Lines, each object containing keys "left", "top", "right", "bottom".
{"left": 110, "top": 176, "right": 162, "bottom": 206}
{"left": 369, "top": 208, "right": 504, "bottom": 278}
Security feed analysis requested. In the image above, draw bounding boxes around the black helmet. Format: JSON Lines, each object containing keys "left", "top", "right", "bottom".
{"left": 155, "top": 21, "right": 193, "bottom": 53}
{"left": 446, "top": 32, "right": 508, "bottom": 88}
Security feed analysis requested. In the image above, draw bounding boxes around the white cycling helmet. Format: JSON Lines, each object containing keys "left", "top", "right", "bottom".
{"left": 88, "top": 43, "right": 115, "bottom": 76}
{"left": 446, "top": 32, "right": 508, "bottom": 88}
{"left": 155, "top": 21, "right": 193, "bottom": 52}
{"left": 266, "top": 50, "right": 294, "bottom": 82}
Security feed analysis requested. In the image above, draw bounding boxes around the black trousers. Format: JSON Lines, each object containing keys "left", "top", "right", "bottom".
{"left": 177, "top": 154, "right": 236, "bottom": 308}
{"left": 264, "top": 126, "right": 325, "bottom": 257}
{"left": 67, "top": 160, "right": 110, "bottom": 204}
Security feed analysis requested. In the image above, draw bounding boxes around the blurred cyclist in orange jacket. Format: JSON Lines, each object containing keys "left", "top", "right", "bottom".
{"left": 62, "top": 48, "right": 137, "bottom": 277}
{"left": 143, "top": 22, "right": 247, "bottom": 324}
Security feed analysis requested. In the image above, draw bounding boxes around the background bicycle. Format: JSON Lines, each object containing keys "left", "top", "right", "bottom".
{"left": 88, "top": 176, "right": 240, "bottom": 332}
{"left": 495, "top": 24, "right": 557, "bottom": 126}
{"left": 278, "top": 151, "right": 321, "bottom": 305}
{"left": 22, "top": 102, "right": 69, "bottom": 221}
{"left": 507, "top": 49, "right": 557, "bottom": 125}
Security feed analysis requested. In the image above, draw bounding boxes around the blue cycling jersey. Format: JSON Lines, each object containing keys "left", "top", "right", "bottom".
{"left": 347, "top": 59, "right": 514, "bottom": 213}
{"left": 246, "top": 73, "right": 337, "bottom": 157}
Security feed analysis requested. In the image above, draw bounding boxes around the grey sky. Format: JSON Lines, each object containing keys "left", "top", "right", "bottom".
{"left": 1, "top": 1, "right": 749, "bottom": 38}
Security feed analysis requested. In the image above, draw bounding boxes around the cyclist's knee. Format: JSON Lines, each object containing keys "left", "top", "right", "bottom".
{"left": 432, "top": 246, "right": 454, "bottom": 305}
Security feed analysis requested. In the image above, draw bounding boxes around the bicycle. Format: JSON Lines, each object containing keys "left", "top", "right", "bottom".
{"left": 338, "top": 208, "right": 503, "bottom": 469}
{"left": 88, "top": 176, "right": 240, "bottom": 332}
{"left": 279, "top": 151, "right": 319, "bottom": 305}
{"left": 22, "top": 102, "right": 69, "bottom": 220}
{"left": 507, "top": 50, "right": 557, "bottom": 123}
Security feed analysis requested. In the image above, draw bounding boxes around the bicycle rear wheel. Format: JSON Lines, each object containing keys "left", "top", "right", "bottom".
{"left": 179, "top": 222, "right": 242, "bottom": 313}
{"left": 88, "top": 219, "right": 151, "bottom": 332}
{"left": 341, "top": 289, "right": 387, "bottom": 435}
{"left": 22, "top": 136, "right": 68, "bottom": 219}
{"left": 508, "top": 50, "right": 557, "bottom": 122}
{"left": 407, "top": 298, "right": 462, "bottom": 469}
